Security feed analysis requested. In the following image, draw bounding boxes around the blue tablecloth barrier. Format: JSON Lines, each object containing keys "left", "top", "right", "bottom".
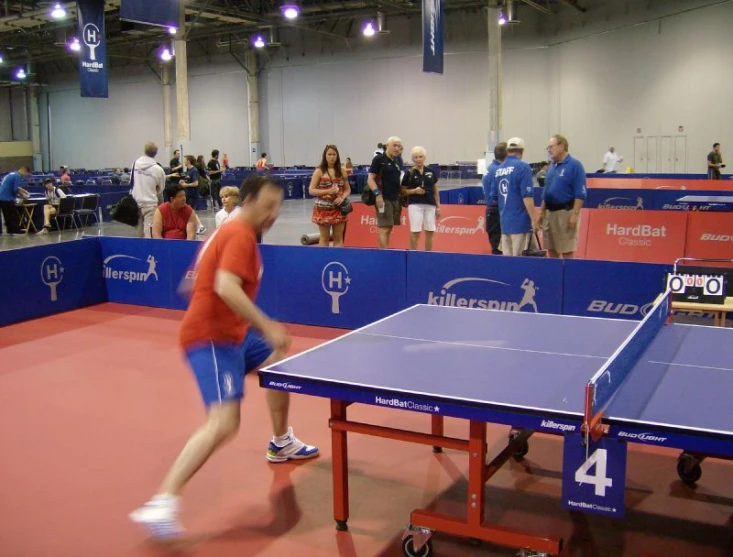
{"left": 2, "top": 237, "right": 684, "bottom": 329}
{"left": 0, "top": 239, "right": 106, "bottom": 327}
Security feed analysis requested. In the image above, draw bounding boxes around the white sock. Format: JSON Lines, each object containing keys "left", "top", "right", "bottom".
{"left": 152, "top": 493, "right": 179, "bottom": 507}
{"left": 273, "top": 429, "right": 291, "bottom": 445}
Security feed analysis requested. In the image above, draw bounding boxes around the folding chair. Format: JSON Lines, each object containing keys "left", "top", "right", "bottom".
{"left": 52, "top": 196, "right": 78, "bottom": 232}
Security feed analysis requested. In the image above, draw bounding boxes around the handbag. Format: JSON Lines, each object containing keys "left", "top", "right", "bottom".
{"left": 361, "top": 188, "right": 376, "bottom": 206}
{"left": 522, "top": 232, "right": 547, "bottom": 257}
{"left": 110, "top": 194, "right": 141, "bottom": 227}
{"left": 339, "top": 198, "right": 354, "bottom": 215}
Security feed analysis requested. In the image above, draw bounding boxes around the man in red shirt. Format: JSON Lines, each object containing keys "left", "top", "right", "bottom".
{"left": 130, "top": 175, "right": 318, "bottom": 539}
{"left": 152, "top": 185, "right": 196, "bottom": 240}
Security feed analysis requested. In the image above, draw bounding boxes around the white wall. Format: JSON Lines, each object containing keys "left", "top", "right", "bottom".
{"left": 35, "top": 0, "right": 733, "bottom": 173}
{"left": 42, "top": 61, "right": 250, "bottom": 170}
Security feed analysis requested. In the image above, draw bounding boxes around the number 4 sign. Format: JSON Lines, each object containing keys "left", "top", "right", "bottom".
{"left": 562, "top": 433, "right": 627, "bottom": 518}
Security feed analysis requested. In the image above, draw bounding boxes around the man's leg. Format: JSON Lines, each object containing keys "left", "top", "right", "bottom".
{"left": 1, "top": 201, "right": 21, "bottom": 234}
{"left": 378, "top": 226, "right": 392, "bottom": 248}
{"left": 486, "top": 207, "right": 502, "bottom": 254}
{"left": 130, "top": 343, "right": 245, "bottom": 538}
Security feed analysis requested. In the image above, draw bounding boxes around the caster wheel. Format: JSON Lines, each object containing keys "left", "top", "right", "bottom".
{"left": 514, "top": 440, "right": 529, "bottom": 460}
{"left": 402, "top": 536, "right": 433, "bottom": 557}
{"left": 335, "top": 520, "right": 348, "bottom": 531}
{"left": 677, "top": 455, "right": 702, "bottom": 484}
{"left": 432, "top": 446, "right": 443, "bottom": 454}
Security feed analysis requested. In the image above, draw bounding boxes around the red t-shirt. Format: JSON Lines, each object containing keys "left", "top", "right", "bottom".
{"left": 159, "top": 202, "right": 193, "bottom": 240}
{"left": 179, "top": 219, "right": 262, "bottom": 350}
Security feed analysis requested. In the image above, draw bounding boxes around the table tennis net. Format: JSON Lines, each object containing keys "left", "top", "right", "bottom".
{"left": 588, "top": 289, "right": 672, "bottom": 417}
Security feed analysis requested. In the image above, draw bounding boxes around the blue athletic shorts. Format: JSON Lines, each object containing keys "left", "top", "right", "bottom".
{"left": 185, "top": 329, "right": 273, "bottom": 407}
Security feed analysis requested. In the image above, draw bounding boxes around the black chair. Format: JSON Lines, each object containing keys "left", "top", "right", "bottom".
{"left": 52, "top": 196, "right": 78, "bottom": 232}
{"left": 74, "top": 194, "right": 101, "bottom": 231}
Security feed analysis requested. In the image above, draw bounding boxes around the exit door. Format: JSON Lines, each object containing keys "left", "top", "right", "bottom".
{"left": 633, "top": 136, "right": 645, "bottom": 173}
{"left": 674, "top": 136, "right": 687, "bottom": 173}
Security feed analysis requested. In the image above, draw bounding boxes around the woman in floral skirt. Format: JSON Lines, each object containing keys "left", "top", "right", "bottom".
{"left": 308, "top": 144, "right": 351, "bottom": 246}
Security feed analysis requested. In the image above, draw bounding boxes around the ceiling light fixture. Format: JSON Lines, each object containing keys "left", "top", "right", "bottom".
{"left": 160, "top": 48, "right": 173, "bottom": 62}
{"left": 51, "top": 3, "right": 66, "bottom": 19}
{"left": 363, "top": 22, "right": 376, "bottom": 37}
{"left": 16, "top": 67, "right": 27, "bottom": 80}
{"left": 281, "top": 4, "right": 300, "bottom": 20}
{"left": 252, "top": 34, "right": 266, "bottom": 48}
{"left": 498, "top": 11, "right": 507, "bottom": 25}
{"left": 168, "top": 26, "right": 177, "bottom": 35}
{"left": 68, "top": 37, "right": 81, "bottom": 52}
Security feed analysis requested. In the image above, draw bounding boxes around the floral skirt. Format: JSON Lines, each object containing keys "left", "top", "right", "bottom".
{"left": 312, "top": 203, "right": 347, "bottom": 225}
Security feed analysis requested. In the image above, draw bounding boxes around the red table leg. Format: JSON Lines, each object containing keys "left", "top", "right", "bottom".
{"left": 431, "top": 414, "right": 444, "bottom": 453}
{"left": 330, "top": 399, "right": 349, "bottom": 531}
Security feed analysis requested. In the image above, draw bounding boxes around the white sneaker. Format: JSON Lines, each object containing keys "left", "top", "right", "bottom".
{"left": 37, "top": 228, "right": 49, "bottom": 235}
{"left": 266, "top": 427, "right": 320, "bottom": 463}
{"left": 196, "top": 225, "right": 206, "bottom": 235}
{"left": 129, "top": 494, "right": 184, "bottom": 539}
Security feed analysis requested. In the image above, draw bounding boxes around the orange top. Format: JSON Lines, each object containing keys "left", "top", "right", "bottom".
{"left": 179, "top": 219, "right": 262, "bottom": 349}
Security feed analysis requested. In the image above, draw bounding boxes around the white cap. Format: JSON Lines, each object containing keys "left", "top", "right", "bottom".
{"left": 507, "top": 137, "right": 525, "bottom": 150}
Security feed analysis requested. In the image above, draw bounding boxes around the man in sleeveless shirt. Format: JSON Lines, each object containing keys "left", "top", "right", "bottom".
{"left": 152, "top": 185, "right": 196, "bottom": 240}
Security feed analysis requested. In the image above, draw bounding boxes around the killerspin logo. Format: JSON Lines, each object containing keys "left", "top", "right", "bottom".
{"left": 427, "top": 276, "right": 539, "bottom": 313}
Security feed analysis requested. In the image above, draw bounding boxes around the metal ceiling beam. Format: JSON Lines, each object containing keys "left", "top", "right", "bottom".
{"left": 557, "top": 0, "right": 586, "bottom": 13}
{"left": 518, "top": 0, "right": 551, "bottom": 14}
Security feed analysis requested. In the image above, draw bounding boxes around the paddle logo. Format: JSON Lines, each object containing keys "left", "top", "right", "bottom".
{"left": 40, "top": 256, "right": 65, "bottom": 302}
{"left": 322, "top": 262, "right": 351, "bottom": 314}
{"left": 599, "top": 196, "right": 644, "bottom": 210}
{"left": 103, "top": 254, "right": 159, "bottom": 283}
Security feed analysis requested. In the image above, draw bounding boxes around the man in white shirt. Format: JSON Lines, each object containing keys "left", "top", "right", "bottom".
{"left": 131, "top": 142, "right": 166, "bottom": 238}
{"left": 602, "top": 146, "right": 623, "bottom": 173}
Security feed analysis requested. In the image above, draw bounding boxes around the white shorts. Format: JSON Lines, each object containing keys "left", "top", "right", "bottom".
{"left": 408, "top": 204, "right": 437, "bottom": 233}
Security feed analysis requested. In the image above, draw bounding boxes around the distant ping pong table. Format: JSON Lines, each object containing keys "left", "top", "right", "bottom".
{"left": 677, "top": 194, "right": 733, "bottom": 211}
{"left": 260, "top": 293, "right": 733, "bottom": 557}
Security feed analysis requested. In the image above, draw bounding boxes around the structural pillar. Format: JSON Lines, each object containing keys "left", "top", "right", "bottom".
{"left": 487, "top": 1, "right": 503, "bottom": 162}
{"left": 27, "top": 86, "right": 43, "bottom": 171}
{"left": 246, "top": 48, "right": 260, "bottom": 166}
{"left": 175, "top": 3, "right": 190, "bottom": 151}
{"left": 162, "top": 64, "right": 173, "bottom": 149}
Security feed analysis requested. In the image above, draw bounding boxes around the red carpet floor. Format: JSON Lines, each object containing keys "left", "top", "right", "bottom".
{"left": 0, "top": 303, "right": 731, "bottom": 557}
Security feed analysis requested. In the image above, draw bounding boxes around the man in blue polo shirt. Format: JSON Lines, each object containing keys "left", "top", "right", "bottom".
{"left": 492, "top": 138, "right": 537, "bottom": 256}
{"left": 482, "top": 142, "right": 506, "bottom": 255}
{"left": 538, "top": 134, "right": 586, "bottom": 258}
{"left": 0, "top": 166, "right": 30, "bottom": 235}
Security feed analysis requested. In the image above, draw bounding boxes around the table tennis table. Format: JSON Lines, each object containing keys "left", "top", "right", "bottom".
{"left": 260, "top": 294, "right": 733, "bottom": 557}
{"left": 677, "top": 195, "right": 733, "bottom": 211}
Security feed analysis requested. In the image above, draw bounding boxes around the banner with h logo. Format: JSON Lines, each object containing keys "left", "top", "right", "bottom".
{"left": 77, "top": 0, "right": 108, "bottom": 98}
{"left": 422, "top": 0, "right": 444, "bottom": 74}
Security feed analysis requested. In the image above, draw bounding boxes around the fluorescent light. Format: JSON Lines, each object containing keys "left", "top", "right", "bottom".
{"left": 51, "top": 3, "right": 66, "bottom": 19}
{"left": 252, "top": 34, "right": 266, "bottom": 48}
{"left": 69, "top": 37, "right": 81, "bottom": 52}
{"left": 363, "top": 22, "right": 376, "bottom": 37}
{"left": 281, "top": 4, "right": 299, "bottom": 20}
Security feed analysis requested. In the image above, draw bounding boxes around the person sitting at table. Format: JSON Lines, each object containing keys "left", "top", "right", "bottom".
{"left": 152, "top": 185, "right": 196, "bottom": 240}
{"left": 38, "top": 179, "right": 67, "bottom": 235}
{"left": 0, "top": 165, "right": 29, "bottom": 235}
{"left": 215, "top": 186, "right": 241, "bottom": 228}
{"left": 60, "top": 167, "right": 72, "bottom": 184}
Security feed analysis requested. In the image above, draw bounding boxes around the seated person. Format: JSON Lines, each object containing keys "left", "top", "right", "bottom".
{"left": 38, "top": 179, "right": 67, "bottom": 235}
{"left": 215, "top": 186, "right": 241, "bottom": 228}
{"left": 152, "top": 185, "right": 196, "bottom": 240}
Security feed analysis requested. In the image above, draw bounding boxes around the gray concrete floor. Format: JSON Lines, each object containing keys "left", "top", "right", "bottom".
{"left": 0, "top": 197, "right": 322, "bottom": 251}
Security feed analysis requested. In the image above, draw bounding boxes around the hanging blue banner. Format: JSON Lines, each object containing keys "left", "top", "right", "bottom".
{"left": 422, "top": 0, "right": 444, "bottom": 74}
{"left": 77, "top": 0, "right": 108, "bottom": 98}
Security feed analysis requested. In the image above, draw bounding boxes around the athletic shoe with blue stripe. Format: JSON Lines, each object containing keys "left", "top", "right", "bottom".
{"left": 129, "top": 495, "right": 184, "bottom": 540}
{"left": 266, "top": 427, "right": 319, "bottom": 463}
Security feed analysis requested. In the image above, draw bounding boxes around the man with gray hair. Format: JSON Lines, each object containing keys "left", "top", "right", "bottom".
{"left": 538, "top": 134, "right": 586, "bottom": 258}
{"left": 367, "top": 136, "right": 404, "bottom": 248}
{"left": 131, "top": 142, "right": 166, "bottom": 238}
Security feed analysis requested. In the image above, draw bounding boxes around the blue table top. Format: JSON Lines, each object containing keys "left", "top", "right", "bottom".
{"left": 265, "top": 305, "right": 733, "bottom": 437}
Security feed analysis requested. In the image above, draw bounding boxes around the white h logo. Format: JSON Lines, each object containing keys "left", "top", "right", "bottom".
{"left": 321, "top": 262, "right": 351, "bottom": 314}
{"left": 83, "top": 23, "right": 101, "bottom": 61}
